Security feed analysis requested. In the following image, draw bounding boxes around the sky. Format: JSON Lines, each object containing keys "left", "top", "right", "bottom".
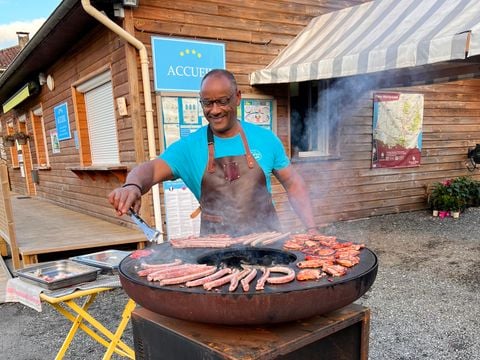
{"left": 0, "top": 0, "right": 62, "bottom": 49}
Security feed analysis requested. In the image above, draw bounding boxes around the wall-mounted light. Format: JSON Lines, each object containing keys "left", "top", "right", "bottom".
{"left": 38, "top": 73, "right": 47, "bottom": 85}
{"left": 113, "top": 3, "right": 125, "bottom": 18}
{"left": 46, "top": 75, "right": 55, "bottom": 91}
{"left": 122, "top": 0, "right": 139, "bottom": 7}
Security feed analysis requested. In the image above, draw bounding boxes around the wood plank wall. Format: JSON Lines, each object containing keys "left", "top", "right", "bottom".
{"left": 4, "top": 0, "right": 479, "bottom": 233}
{"left": 273, "top": 76, "right": 480, "bottom": 229}
{"left": 5, "top": 24, "right": 132, "bottom": 224}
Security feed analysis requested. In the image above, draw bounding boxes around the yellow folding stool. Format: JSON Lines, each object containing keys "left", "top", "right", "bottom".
{"left": 40, "top": 287, "right": 136, "bottom": 360}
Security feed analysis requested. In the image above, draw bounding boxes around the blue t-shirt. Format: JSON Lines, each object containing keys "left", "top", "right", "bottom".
{"left": 160, "top": 122, "right": 290, "bottom": 200}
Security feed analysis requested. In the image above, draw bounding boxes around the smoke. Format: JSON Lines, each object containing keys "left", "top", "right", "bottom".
{"left": 290, "top": 75, "right": 381, "bottom": 230}
{"left": 291, "top": 75, "right": 380, "bottom": 156}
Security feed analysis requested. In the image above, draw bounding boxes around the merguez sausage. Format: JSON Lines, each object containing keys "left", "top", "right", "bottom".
{"left": 203, "top": 269, "right": 239, "bottom": 291}
{"left": 185, "top": 268, "right": 232, "bottom": 287}
{"left": 159, "top": 266, "right": 217, "bottom": 286}
{"left": 241, "top": 268, "right": 258, "bottom": 292}
{"left": 148, "top": 264, "right": 210, "bottom": 281}
{"left": 266, "top": 266, "right": 295, "bottom": 284}
{"left": 138, "top": 263, "right": 191, "bottom": 278}
{"left": 255, "top": 267, "right": 270, "bottom": 291}
{"left": 140, "top": 259, "right": 183, "bottom": 269}
{"left": 228, "top": 269, "right": 251, "bottom": 292}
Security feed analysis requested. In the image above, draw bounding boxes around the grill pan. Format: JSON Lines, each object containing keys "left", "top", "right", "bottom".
{"left": 119, "top": 239, "right": 377, "bottom": 325}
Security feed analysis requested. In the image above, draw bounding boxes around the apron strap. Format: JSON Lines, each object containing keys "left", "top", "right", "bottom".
{"left": 207, "top": 126, "right": 216, "bottom": 173}
{"left": 239, "top": 128, "right": 255, "bottom": 169}
{"left": 206, "top": 123, "right": 254, "bottom": 171}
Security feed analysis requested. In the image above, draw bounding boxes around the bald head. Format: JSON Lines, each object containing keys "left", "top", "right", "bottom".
{"left": 201, "top": 69, "right": 238, "bottom": 93}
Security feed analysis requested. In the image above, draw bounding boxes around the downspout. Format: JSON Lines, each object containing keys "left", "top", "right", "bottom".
{"left": 80, "top": 0, "right": 164, "bottom": 237}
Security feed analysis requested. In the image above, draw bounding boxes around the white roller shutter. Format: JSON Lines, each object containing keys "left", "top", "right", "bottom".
{"left": 84, "top": 81, "right": 120, "bottom": 165}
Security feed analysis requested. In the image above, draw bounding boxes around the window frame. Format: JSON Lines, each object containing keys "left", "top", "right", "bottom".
{"left": 72, "top": 70, "right": 119, "bottom": 166}
{"left": 30, "top": 106, "right": 50, "bottom": 169}
{"left": 290, "top": 80, "right": 340, "bottom": 161}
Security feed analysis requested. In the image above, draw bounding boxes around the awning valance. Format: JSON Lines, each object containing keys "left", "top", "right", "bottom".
{"left": 2, "top": 83, "right": 32, "bottom": 113}
{"left": 250, "top": 0, "right": 480, "bottom": 85}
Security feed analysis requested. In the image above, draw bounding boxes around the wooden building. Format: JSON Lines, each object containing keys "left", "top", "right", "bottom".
{"left": 0, "top": 0, "right": 479, "bottom": 237}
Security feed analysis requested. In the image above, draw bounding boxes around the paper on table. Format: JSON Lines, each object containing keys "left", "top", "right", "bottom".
{"left": 5, "top": 277, "right": 43, "bottom": 311}
{"left": 5, "top": 275, "right": 122, "bottom": 312}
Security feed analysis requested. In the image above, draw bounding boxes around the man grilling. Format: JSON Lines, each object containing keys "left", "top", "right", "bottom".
{"left": 108, "top": 69, "right": 317, "bottom": 236}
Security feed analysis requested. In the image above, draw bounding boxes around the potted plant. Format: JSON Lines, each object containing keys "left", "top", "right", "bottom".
{"left": 437, "top": 194, "right": 454, "bottom": 218}
{"left": 14, "top": 131, "right": 30, "bottom": 145}
{"left": 428, "top": 181, "right": 450, "bottom": 216}
{"left": 2, "top": 134, "right": 15, "bottom": 147}
{"left": 450, "top": 196, "right": 465, "bottom": 219}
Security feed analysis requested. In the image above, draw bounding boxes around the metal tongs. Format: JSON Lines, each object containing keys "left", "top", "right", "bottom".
{"left": 128, "top": 209, "right": 162, "bottom": 242}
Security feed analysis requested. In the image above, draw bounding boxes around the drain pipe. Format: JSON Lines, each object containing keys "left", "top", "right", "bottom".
{"left": 81, "top": 0, "right": 163, "bottom": 237}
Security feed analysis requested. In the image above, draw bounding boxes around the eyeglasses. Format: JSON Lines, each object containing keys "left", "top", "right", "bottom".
{"left": 199, "top": 94, "right": 234, "bottom": 108}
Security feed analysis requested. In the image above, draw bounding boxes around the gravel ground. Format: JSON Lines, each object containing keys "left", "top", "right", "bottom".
{"left": 0, "top": 208, "right": 478, "bottom": 359}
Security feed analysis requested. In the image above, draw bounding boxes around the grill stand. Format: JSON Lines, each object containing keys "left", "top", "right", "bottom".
{"left": 132, "top": 303, "right": 370, "bottom": 360}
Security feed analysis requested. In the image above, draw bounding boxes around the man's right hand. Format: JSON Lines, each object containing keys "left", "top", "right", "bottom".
{"left": 108, "top": 184, "right": 142, "bottom": 216}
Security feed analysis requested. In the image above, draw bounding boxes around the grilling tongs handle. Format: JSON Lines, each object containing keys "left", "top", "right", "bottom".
{"left": 127, "top": 208, "right": 162, "bottom": 242}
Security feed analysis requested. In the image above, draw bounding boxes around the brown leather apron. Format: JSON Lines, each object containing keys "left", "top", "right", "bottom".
{"left": 199, "top": 125, "right": 281, "bottom": 236}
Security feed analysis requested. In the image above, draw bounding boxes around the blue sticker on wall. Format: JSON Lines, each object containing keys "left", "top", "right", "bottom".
{"left": 53, "top": 102, "right": 71, "bottom": 141}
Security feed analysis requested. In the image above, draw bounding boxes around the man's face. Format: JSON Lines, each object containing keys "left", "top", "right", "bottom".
{"left": 200, "top": 75, "right": 241, "bottom": 136}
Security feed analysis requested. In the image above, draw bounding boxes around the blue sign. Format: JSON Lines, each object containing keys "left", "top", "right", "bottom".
{"left": 151, "top": 37, "right": 225, "bottom": 92}
{"left": 53, "top": 102, "right": 71, "bottom": 141}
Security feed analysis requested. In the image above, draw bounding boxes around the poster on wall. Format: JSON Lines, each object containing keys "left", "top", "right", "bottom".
{"left": 53, "top": 102, "right": 71, "bottom": 141}
{"left": 242, "top": 99, "right": 273, "bottom": 129}
{"left": 50, "top": 130, "right": 60, "bottom": 154}
{"left": 161, "top": 97, "right": 274, "bottom": 147}
{"left": 163, "top": 180, "right": 201, "bottom": 240}
{"left": 372, "top": 92, "right": 424, "bottom": 168}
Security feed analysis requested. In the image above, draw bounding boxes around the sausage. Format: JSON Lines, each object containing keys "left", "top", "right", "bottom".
{"left": 228, "top": 269, "right": 251, "bottom": 292}
{"left": 148, "top": 264, "right": 210, "bottom": 281}
{"left": 140, "top": 259, "right": 183, "bottom": 269}
{"left": 185, "top": 268, "right": 232, "bottom": 287}
{"left": 159, "top": 266, "right": 217, "bottom": 286}
{"left": 137, "top": 263, "right": 190, "bottom": 277}
{"left": 244, "top": 232, "right": 276, "bottom": 245}
{"left": 261, "top": 232, "right": 291, "bottom": 245}
{"left": 255, "top": 267, "right": 270, "bottom": 291}
{"left": 266, "top": 266, "right": 295, "bottom": 284}
{"left": 203, "top": 269, "right": 239, "bottom": 291}
{"left": 241, "top": 268, "right": 258, "bottom": 292}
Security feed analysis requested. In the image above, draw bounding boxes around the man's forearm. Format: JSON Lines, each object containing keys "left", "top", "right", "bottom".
{"left": 124, "top": 162, "right": 156, "bottom": 195}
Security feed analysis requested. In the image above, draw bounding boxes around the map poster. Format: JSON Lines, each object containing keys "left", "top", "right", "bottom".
{"left": 372, "top": 92, "right": 424, "bottom": 168}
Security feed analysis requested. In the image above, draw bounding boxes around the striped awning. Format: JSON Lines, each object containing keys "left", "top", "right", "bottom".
{"left": 250, "top": 0, "right": 480, "bottom": 85}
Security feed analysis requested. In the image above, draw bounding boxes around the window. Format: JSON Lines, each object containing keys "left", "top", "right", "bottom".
{"left": 30, "top": 106, "right": 49, "bottom": 167}
{"left": 290, "top": 80, "right": 339, "bottom": 159}
{"left": 4, "top": 120, "right": 19, "bottom": 168}
{"left": 73, "top": 71, "right": 119, "bottom": 165}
